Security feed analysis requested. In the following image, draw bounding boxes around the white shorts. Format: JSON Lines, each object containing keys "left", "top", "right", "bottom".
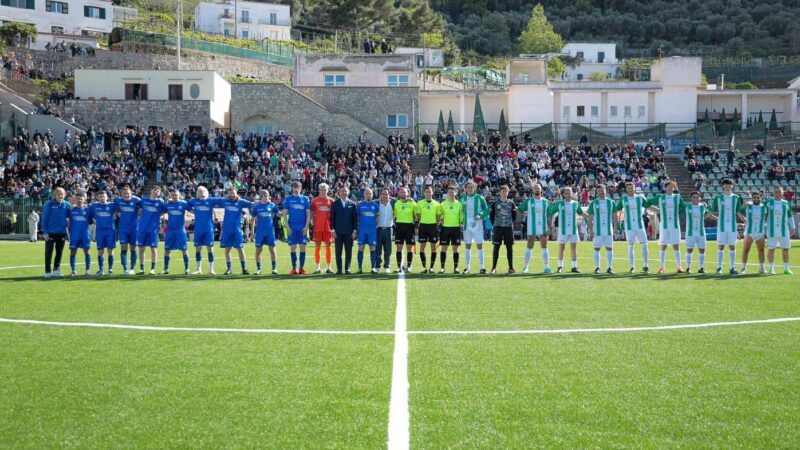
{"left": 558, "top": 233, "right": 579, "bottom": 244}
{"left": 745, "top": 232, "right": 765, "bottom": 241}
{"left": 625, "top": 229, "right": 648, "bottom": 244}
{"left": 716, "top": 231, "right": 738, "bottom": 246}
{"left": 768, "top": 236, "right": 791, "bottom": 250}
{"left": 659, "top": 229, "right": 681, "bottom": 246}
{"left": 685, "top": 235, "right": 707, "bottom": 249}
{"left": 463, "top": 221, "right": 484, "bottom": 245}
{"left": 592, "top": 235, "right": 613, "bottom": 248}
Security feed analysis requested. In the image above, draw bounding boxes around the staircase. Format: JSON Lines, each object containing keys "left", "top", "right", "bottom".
{"left": 663, "top": 155, "right": 694, "bottom": 199}
{"left": 410, "top": 153, "right": 431, "bottom": 177}
{"left": 141, "top": 171, "right": 161, "bottom": 194}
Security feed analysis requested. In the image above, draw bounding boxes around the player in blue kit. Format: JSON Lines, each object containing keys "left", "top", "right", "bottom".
{"left": 281, "top": 181, "right": 312, "bottom": 275}
{"left": 89, "top": 191, "right": 117, "bottom": 276}
{"left": 218, "top": 186, "right": 252, "bottom": 275}
{"left": 356, "top": 187, "right": 380, "bottom": 274}
{"left": 137, "top": 187, "right": 165, "bottom": 275}
{"left": 68, "top": 193, "right": 92, "bottom": 277}
{"left": 187, "top": 186, "right": 220, "bottom": 275}
{"left": 114, "top": 186, "right": 141, "bottom": 275}
{"left": 161, "top": 190, "right": 191, "bottom": 275}
{"left": 252, "top": 189, "right": 280, "bottom": 275}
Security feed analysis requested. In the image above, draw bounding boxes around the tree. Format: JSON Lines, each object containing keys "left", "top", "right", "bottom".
{"left": 731, "top": 108, "right": 741, "bottom": 131}
{"left": 718, "top": 108, "right": 728, "bottom": 136}
{"left": 758, "top": 111, "right": 764, "bottom": 123}
{"left": 769, "top": 109, "right": 779, "bottom": 130}
{"left": 517, "top": 4, "right": 564, "bottom": 54}
{"left": 703, "top": 109, "right": 710, "bottom": 123}
{"left": 498, "top": 109, "right": 508, "bottom": 138}
{"left": 473, "top": 94, "right": 486, "bottom": 132}
{"left": 0, "top": 22, "right": 37, "bottom": 46}
{"left": 589, "top": 72, "right": 608, "bottom": 81}
{"left": 447, "top": 110, "right": 455, "bottom": 133}
{"left": 437, "top": 110, "right": 445, "bottom": 135}
{"left": 547, "top": 57, "right": 566, "bottom": 78}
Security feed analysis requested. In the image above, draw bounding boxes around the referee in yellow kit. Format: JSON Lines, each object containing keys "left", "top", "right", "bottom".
{"left": 415, "top": 185, "right": 441, "bottom": 273}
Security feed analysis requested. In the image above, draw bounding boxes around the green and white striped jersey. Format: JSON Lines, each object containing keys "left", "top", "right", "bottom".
{"left": 459, "top": 194, "right": 489, "bottom": 227}
{"left": 744, "top": 203, "right": 767, "bottom": 236}
{"left": 518, "top": 197, "right": 550, "bottom": 236}
{"left": 585, "top": 198, "right": 615, "bottom": 236}
{"left": 709, "top": 194, "right": 744, "bottom": 233}
{"left": 764, "top": 199, "right": 794, "bottom": 238}
{"left": 614, "top": 195, "right": 647, "bottom": 231}
{"left": 684, "top": 203, "right": 709, "bottom": 237}
{"left": 649, "top": 193, "right": 686, "bottom": 232}
{"left": 547, "top": 200, "right": 582, "bottom": 236}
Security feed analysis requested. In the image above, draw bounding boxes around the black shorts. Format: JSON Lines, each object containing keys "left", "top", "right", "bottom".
{"left": 417, "top": 223, "right": 439, "bottom": 243}
{"left": 492, "top": 226, "right": 514, "bottom": 246}
{"left": 395, "top": 223, "right": 415, "bottom": 245}
{"left": 440, "top": 226, "right": 462, "bottom": 246}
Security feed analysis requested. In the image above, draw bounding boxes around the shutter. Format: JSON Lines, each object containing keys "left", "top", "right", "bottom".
{"left": 99, "top": 8, "right": 106, "bottom": 19}
{"left": 1, "top": 0, "right": 11, "bottom": 7}
{"left": 140, "top": 84, "right": 148, "bottom": 100}
{"left": 124, "top": 84, "right": 133, "bottom": 100}
{"left": 84, "top": 5, "right": 89, "bottom": 16}
{"left": 26, "top": 0, "right": 34, "bottom": 8}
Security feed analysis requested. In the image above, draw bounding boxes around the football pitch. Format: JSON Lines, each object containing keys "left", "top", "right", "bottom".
{"left": 1, "top": 240, "right": 799, "bottom": 448}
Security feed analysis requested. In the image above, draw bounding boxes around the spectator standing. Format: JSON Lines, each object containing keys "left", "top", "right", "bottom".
{"left": 28, "top": 209, "right": 39, "bottom": 242}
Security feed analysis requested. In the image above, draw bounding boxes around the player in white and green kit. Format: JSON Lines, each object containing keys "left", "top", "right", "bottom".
{"left": 518, "top": 182, "right": 552, "bottom": 273}
{"left": 614, "top": 182, "right": 650, "bottom": 273}
{"left": 460, "top": 181, "right": 490, "bottom": 274}
{"left": 708, "top": 179, "right": 744, "bottom": 275}
{"left": 647, "top": 180, "right": 687, "bottom": 273}
{"left": 584, "top": 183, "right": 616, "bottom": 274}
{"left": 740, "top": 191, "right": 768, "bottom": 274}
{"left": 683, "top": 191, "right": 714, "bottom": 273}
{"left": 764, "top": 186, "right": 796, "bottom": 275}
{"left": 547, "top": 187, "right": 584, "bottom": 273}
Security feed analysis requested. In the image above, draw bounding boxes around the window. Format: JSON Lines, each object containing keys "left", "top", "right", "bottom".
{"left": 2, "top": 0, "right": 35, "bottom": 9}
{"left": 51, "top": 26, "right": 64, "bottom": 34}
{"left": 84, "top": 6, "right": 106, "bottom": 19}
{"left": 577, "top": 106, "right": 585, "bottom": 117}
{"left": 46, "top": 1, "right": 68, "bottom": 14}
{"left": 624, "top": 106, "right": 632, "bottom": 117}
{"left": 638, "top": 106, "right": 646, "bottom": 117}
{"left": 597, "top": 51, "right": 605, "bottom": 63}
{"left": 241, "top": 30, "right": 248, "bottom": 38}
{"left": 223, "top": 29, "right": 230, "bottom": 36}
{"left": 168, "top": 84, "right": 183, "bottom": 101}
{"left": 591, "top": 106, "right": 599, "bottom": 117}
{"left": 387, "top": 114, "right": 408, "bottom": 129}
{"left": 241, "top": 10, "right": 250, "bottom": 23}
{"left": 269, "top": 12, "right": 277, "bottom": 25}
{"left": 576, "top": 51, "right": 584, "bottom": 59}
{"left": 610, "top": 106, "right": 618, "bottom": 117}
{"left": 124, "top": 83, "right": 148, "bottom": 100}
{"left": 563, "top": 106, "right": 570, "bottom": 117}
{"left": 387, "top": 74, "right": 409, "bottom": 87}
{"left": 323, "top": 74, "right": 345, "bottom": 87}
{"left": 576, "top": 74, "right": 583, "bottom": 81}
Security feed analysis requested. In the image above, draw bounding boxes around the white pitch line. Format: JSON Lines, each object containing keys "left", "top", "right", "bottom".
{"left": 408, "top": 317, "right": 800, "bottom": 335}
{"left": 0, "top": 317, "right": 393, "bottom": 335}
{"left": 0, "top": 265, "right": 40, "bottom": 271}
{"left": 387, "top": 273, "right": 410, "bottom": 450}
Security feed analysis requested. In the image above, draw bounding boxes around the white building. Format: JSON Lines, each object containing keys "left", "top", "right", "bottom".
{"left": 194, "top": 1, "right": 291, "bottom": 40}
{"left": 0, "top": 0, "right": 136, "bottom": 48}
{"left": 558, "top": 43, "right": 622, "bottom": 81}
{"left": 294, "top": 54, "right": 418, "bottom": 88}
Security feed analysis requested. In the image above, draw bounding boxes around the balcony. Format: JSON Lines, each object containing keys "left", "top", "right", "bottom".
{"left": 219, "top": 12, "right": 233, "bottom": 19}
{"left": 240, "top": 17, "right": 250, "bottom": 23}
{"left": 257, "top": 18, "right": 290, "bottom": 26}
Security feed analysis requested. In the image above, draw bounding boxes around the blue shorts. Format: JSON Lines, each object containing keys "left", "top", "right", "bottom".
{"left": 118, "top": 228, "right": 138, "bottom": 246}
{"left": 254, "top": 233, "right": 276, "bottom": 247}
{"left": 165, "top": 229, "right": 188, "bottom": 251}
{"left": 358, "top": 228, "right": 377, "bottom": 246}
{"left": 137, "top": 229, "right": 159, "bottom": 248}
{"left": 70, "top": 236, "right": 91, "bottom": 251}
{"left": 219, "top": 230, "right": 243, "bottom": 249}
{"left": 95, "top": 230, "right": 117, "bottom": 250}
{"left": 287, "top": 227, "right": 307, "bottom": 246}
{"left": 193, "top": 229, "right": 214, "bottom": 247}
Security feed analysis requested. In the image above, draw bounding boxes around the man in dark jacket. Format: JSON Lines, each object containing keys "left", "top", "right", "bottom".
{"left": 330, "top": 185, "right": 358, "bottom": 274}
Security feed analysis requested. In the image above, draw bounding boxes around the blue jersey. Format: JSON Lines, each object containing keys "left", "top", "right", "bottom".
{"left": 252, "top": 202, "right": 279, "bottom": 236}
{"left": 89, "top": 202, "right": 116, "bottom": 231}
{"left": 187, "top": 198, "right": 220, "bottom": 233}
{"left": 283, "top": 195, "right": 311, "bottom": 227}
{"left": 140, "top": 197, "right": 165, "bottom": 233}
{"left": 68, "top": 207, "right": 91, "bottom": 240}
{"left": 217, "top": 198, "right": 252, "bottom": 233}
{"left": 114, "top": 197, "right": 141, "bottom": 233}
{"left": 163, "top": 200, "right": 189, "bottom": 231}
{"left": 357, "top": 200, "right": 379, "bottom": 231}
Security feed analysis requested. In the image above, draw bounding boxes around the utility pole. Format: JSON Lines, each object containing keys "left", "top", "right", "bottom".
{"left": 234, "top": 0, "right": 238, "bottom": 39}
{"left": 177, "top": 0, "right": 182, "bottom": 69}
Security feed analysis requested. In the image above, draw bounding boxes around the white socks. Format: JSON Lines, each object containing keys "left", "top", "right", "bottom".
{"left": 642, "top": 244, "right": 649, "bottom": 267}
{"left": 478, "top": 249, "right": 484, "bottom": 270}
{"left": 524, "top": 248, "right": 532, "bottom": 268}
{"left": 674, "top": 250, "right": 681, "bottom": 267}
{"left": 558, "top": 259, "right": 564, "bottom": 268}
{"left": 606, "top": 250, "right": 613, "bottom": 268}
{"left": 699, "top": 253, "right": 705, "bottom": 268}
{"left": 717, "top": 250, "right": 724, "bottom": 268}
{"left": 686, "top": 252, "right": 692, "bottom": 268}
{"left": 465, "top": 251, "right": 471, "bottom": 269}
{"left": 628, "top": 244, "right": 636, "bottom": 267}
{"left": 594, "top": 250, "right": 601, "bottom": 268}
{"left": 729, "top": 250, "right": 736, "bottom": 270}
{"left": 660, "top": 250, "right": 666, "bottom": 268}
{"left": 542, "top": 249, "right": 550, "bottom": 267}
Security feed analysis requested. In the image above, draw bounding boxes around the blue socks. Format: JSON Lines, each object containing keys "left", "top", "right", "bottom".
{"left": 272, "top": 260, "right": 276, "bottom": 270}
{"left": 164, "top": 256, "right": 171, "bottom": 271}
{"left": 240, "top": 260, "right": 246, "bottom": 271}
{"left": 357, "top": 251, "right": 364, "bottom": 270}
{"left": 226, "top": 261, "right": 232, "bottom": 271}
{"left": 299, "top": 251, "right": 306, "bottom": 268}
{"left": 70, "top": 255, "right": 76, "bottom": 273}
{"left": 85, "top": 254, "right": 91, "bottom": 271}
{"left": 183, "top": 254, "right": 189, "bottom": 270}
{"left": 108, "top": 255, "right": 114, "bottom": 271}
{"left": 256, "top": 261, "right": 262, "bottom": 271}
{"left": 195, "top": 252, "right": 202, "bottom": 265}
{"left": 130, "top": 250, "right": 137, "bottom": 268}
{"left": 290, "top": 252, "right": 297, "bottom": 269}
{"left": 121, "top": 250, "right": 128, "bottom": 271}
{"left": 98, "top": 255, "right": 105, "bottom": 272}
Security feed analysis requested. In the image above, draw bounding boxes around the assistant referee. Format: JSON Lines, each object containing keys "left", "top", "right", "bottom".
{"left": 393, "top": 187, "right": 416, "bottom": 272}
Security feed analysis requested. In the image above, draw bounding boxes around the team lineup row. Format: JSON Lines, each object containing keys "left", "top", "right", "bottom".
{"left": 37, "top": 178, "right": 796, "bottom": 278}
